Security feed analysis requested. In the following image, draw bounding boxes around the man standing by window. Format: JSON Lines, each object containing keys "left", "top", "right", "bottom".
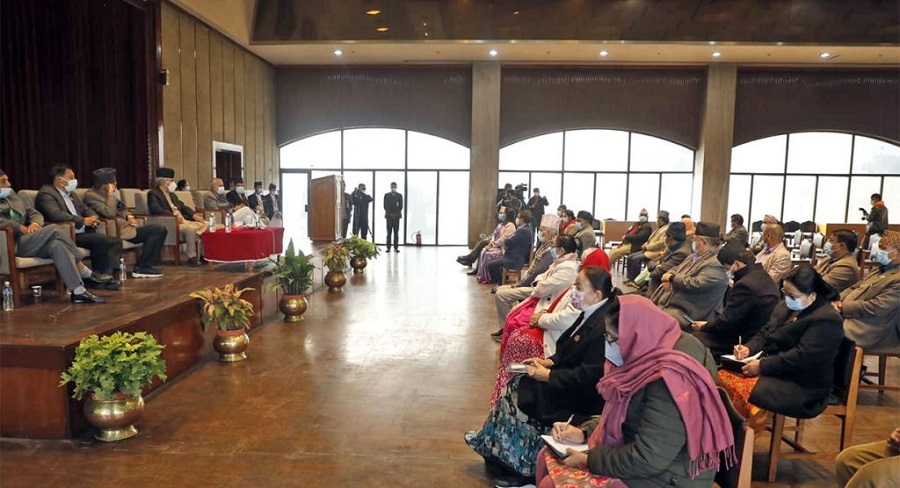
{"left": 862, "top": 193, "right": 889, "bottom": 250}
{"left": 351, "top": 183, "right": 373, "bottom": 240}
{"left": 383, "top": 182, "right": 403, "bottom": 252}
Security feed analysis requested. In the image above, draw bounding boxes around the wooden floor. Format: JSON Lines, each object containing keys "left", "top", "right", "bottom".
{"left": 1, "top": 247, "right": 897, "bottom": 487}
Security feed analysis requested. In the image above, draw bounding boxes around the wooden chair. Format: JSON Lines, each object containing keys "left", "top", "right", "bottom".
{"left": 766, "top": 339, "right": 863, "bottom": 482}
{"left": 715, "top": 387, "right": 754, "bottom": 488}
{"left": 860, "top": 352, "right": 900, "bottom": 394}
{"left": 501, "top": 245, "right": 535, "bottom": 285}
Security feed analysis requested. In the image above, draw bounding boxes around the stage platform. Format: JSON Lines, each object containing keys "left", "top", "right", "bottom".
{"left": 0, "top": 265, "right": 277, "bottom": 439}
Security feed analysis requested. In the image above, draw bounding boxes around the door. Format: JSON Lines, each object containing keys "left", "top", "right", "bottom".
{"left": 281, "top": 171, "right": 310, "bottom": 246}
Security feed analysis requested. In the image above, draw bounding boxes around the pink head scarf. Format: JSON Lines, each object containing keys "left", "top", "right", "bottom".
{"left": 591, "top": 295, "right": 735, "bottom": 479}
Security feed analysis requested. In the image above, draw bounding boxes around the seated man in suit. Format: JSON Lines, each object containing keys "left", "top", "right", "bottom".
{"left": 83, "top": 168, "right": 167, "bottom": 278}
{"left": 226, "top": 177, "right": 250, "bottom": 209}
{"left": 625, "top": 210, "right": 670, "bottom": 282}
{"left": 641, "top": 221, "right": 690, "bottom": 296}
{"left": 691, "top": 241, "right": 780, "bottom": 358}
{"left": 755, "top": 223, "right": 792, "bottom": 284}
{"left": 148, "top": 168, "right": 209, "bottom": 265}
{"left": 248, "top": 181, "right": 265, "bottom": 212}
{"left": 814, "top": 229, "right": 860, "bottom": 293}
{"left": 835, "top": 229, "right": 900, "bottom": 353}
{"left": 649, "top": 221, "right": 729, "bottom": 330}
{"left": 35, "top": 165, "right": 122, "bottom": 289}
{"left": 204, "top": 178, "right": 231, "bottom": 210}
{"left": 0, "top": 169, "right": 107, "bottom": 303}
{"left": 225, "top": 192, "right": 266, "bottom": 228}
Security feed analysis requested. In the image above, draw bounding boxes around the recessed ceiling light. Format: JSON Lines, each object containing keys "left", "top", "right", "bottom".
{"left": 366, "top": 9, "right": 381, "bottom": 15}
{"left": 712, "top": 51, "right": 722, "bottom": 57}
{"left": 513, "top": 10, "right": 520, "bottom": 15}
{"left": 333, "top": 50, "right": 343, "bottom": 56}
{"left": 599, "top": 50, "right": 609, "bottom": 57}
{"left": 376, "top": 27, "right": 389, "bottom": 32}
{"left": 489, "top": 49, "right": 498, "bottom": 56}
{"left": 709, "top": 41, "right": 717, "bottom": 45}
{"left": 820, "top": 52, "right": 831, "bottom": 58}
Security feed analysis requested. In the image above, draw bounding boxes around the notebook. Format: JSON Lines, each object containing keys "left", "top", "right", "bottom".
{"left": 541, "top": 435, "right": 589, "bottom": 459}
{"left": 719, "top": 351, "right": 763, "bottom": 373}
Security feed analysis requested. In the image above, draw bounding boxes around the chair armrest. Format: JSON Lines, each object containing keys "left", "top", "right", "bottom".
{"left": 137, "top": 214, "right": 180, "bottom": 246}
{"left": 0, "top": 227, "right": 13, "bottom": 275}
{"left": 98, "top": 218, "right": 117, "bottom": 237}
{"left": 47, "top": 222, "right": 76, "bottom": 240}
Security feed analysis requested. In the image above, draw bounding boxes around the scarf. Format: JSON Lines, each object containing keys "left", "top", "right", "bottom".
{"left": 591, "top": 295, "right": 735, "bottom": 479}
{"left": 552, "top": 252, "right": 577, "bottom": 267}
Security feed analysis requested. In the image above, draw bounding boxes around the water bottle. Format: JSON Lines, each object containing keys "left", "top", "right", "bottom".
{"left": 254, "top": 207, "right": 262, "bottom": 229}
{"left": 118, "top": 257, "right": 127, "bottom": 284}
{"left": 2, "top": 281, "right": 13, "bottom": 311}
{"left": 225, "top": 210, "right": 233, "bottom": 233}
{"left": 209, "top": 213, "right": 216, "bottom": 232}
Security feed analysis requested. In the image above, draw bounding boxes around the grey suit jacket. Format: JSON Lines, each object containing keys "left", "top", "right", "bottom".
{"left": 35, "top": 184, "right": 96, "bottom": 230}
{"left": 83, "top": 188, "right": 137, "bottom": 240}
{"left": 814, "top": 254, "right": 860, "bottom": 293}
{"left": 651, "top": 249, "right": 729, "bottom": 328}
{"left": 0, "top": 191, "right": 45, "bottom": 238}
{"left": 841, "top": 265, "right": 900, "bottom": 353}
{"left": 204, "top": 193, "right": 231, "bottom": 210}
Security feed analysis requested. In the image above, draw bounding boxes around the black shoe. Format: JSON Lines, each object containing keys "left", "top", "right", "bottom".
{"left": 187, "top": 257, "right": 198, "bottom": 265}
{"left": 132, "top": 266, "right": 164, "bottom": 278}
{"left": 493, "top": 474, "right": 535, "bottom": 488}
{"left": 394, "top": 248, "right": 399, "bottom": 252}
{"left": 84, "top": 272, "right": 112, "bottom": 285}
{"left": 490, "top": 287, "right": 497, "bottom": 294}
{"left": 467, "top": 270, "right": 478, "bottom": 276}
{"left": 490, "top": 329, "right": 503, "bottom": 342}
{"left": 71, "top": 291, "right": 108, "bottom": 304}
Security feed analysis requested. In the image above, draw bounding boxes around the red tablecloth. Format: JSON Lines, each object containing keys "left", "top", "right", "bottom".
{"left": 201, "top": 227, "right": 285, "bottom": 263}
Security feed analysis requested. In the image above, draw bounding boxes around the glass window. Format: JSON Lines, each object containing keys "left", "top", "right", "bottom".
{"left": 595, "top": 174, "right": 627, "bottom": 221}
{"left": 343, "top": 128, "right": 406, "bottom": 169}
{"left": 529, "top": 173, "right": 563, "bottom": 214}
{"left": 782, "top": 176, "right": 816, "bottom": 224}
{"left": 408, "top": 132, "right": 470, "bottom": 170}
{"left": 280, "top": 172, "right": 309, "bottom": 247}
{"left": 731, "top": 135, "right": 786, "bottom": 174}
{"left": 750, "top": 175, "right": 784, "bottom": 221}
{"left": 659, "top": 174, "right": 693, "bottom": 219}
{"left": 564, "top": 130, "right": 628, "bottom": 172}
{"left": 853, "top": 135, "right": 900, "bottom": 174}
{"left": 848, "top": 176, "right": 882, "bottom": 223}
{"left": 787, "top": 132, "right": 852, "bottom": 174}
{"left": 499, "top": 133, "right": 563, "bottom": 171}
{"left": 629, "top": 133, "right": 693, "bottom": 172}
{"left": 883, "top": 177, "right": 900, "bottom": 224}
{"left": 438, "top": 172, "right": 469, "bottom": 245}
{"left": 727, "top": 175, "right": 751, "bottom": 227}
{"left": 498, "top": 172, "right": 530, "bottom": 206}
{"left": 406, "top": 172, "right": 438, "bottom": 245}
{"left": 562, "top": 173, "right": 595, "bottom": 217}
{"left": 373, "top": 171, "right": 406, "bottom": 245}
{"left": 815, "top": 176, "right": 849, "bottom": 224}
{"left": 280, "top": 131, "right": 341, "bottom": 169}
{"left": 627, "top": 173, "right": 660, "bottom": 218}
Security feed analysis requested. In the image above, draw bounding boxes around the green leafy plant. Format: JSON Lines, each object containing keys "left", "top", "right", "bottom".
{"left": 345, "top": 236, "right": 381, "bottom": 260}
{"left": 267, "top": 239, "right": 315, "bottom": 295}
{"left": 188, "top": 283, "right": 255, "bottom": 332}
{"left": 323, "top": 241, "right": 350, "bottom": 272}
{"left": 60, "top": 331, "right": 167, "bottom": 401}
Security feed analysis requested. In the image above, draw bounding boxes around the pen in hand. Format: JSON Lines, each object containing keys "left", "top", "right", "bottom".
{"left": 553, "top": 414, "right": 575, "bottom": 440}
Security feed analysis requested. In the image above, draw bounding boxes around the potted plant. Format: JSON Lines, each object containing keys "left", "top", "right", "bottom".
{"left": 188, "top": 283, "right": 255, "bottom": 362}
{"left": 268, "top": 239, "right": 315, "bottom": 322}
{"left": 345, "top": 235, "right": 380, "bottom": 273}
{"left": 59, "top": 331, "right": 167, "bottom": 442}
{"left": 322, "top": 241, "right": 350, "bottom": 292}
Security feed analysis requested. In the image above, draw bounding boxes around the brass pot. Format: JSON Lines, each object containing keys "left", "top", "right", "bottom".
{"left": 83, "top": 394, "right": 145, "bottom": 442}
{"left": 350, "top": 256, "right": 368, "bottom": 273}
{"left": 324, "top": 270, "right": 346, "bottom": 293}
{"left": 214, "top": 329, "right": 249, "bottom": 362}
{"left": 279, "top": 294, "right": 308, "bottom": 323}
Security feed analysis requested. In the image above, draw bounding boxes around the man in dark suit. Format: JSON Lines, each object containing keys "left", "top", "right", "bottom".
{"left": 691, "top": 241, "right": 780, "bottom": 358}
{"left": 226, "top": 177, "right": 250, "bottom": 209}
{"left": 248, "top": 181, "right": 265, "bottom": 213}
{"left": 35, "top": 165, "right": 122, "bottom": 286}
{"left": 0, "top": 169, "right": 106, "bottom": 303}
{"left": 644, "top": 222, "right": 691, "bottom": 296}
{"left": 383, "top": 182, "right": 403, "bottom": 252}
{"left": 351, "top": 183, "right": 373, "bottom": 239}
{"left": 148, "top": 168, "right": 209, "bottom": 265}
{"left": 266, "top": 183, "right": 280, "bottom": 217}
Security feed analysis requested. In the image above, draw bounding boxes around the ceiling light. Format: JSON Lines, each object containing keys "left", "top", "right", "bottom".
{"left": 709, "top": 41, "right": 716, "bottom": 45}
{"left": 820, "top": 52, "right": 831, "bottom": 58}
{"left": 711, "top": 51, "right": 722, "bottom": 57}
{"left": 513, "top": 10, "right": 520, "bottom": 15}
{"left": 333, "top": 50, "right": 343, "bottom": 56}
{"left": 366, "top": 9, "right": 381, "bottom": 15}
{"left": 376, "top": 27, "right": 389, "bottom": 32}
{"left": 599, "top": 50, "right": 609, "bottom": 57}
{"left": 489, "top": 49, "right": 498, "bottom": 56}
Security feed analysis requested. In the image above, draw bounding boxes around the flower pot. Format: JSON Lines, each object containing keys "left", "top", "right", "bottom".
{"left": 84, "top": 393, "right": 145, "bottom": 442}
{"left": 350, "top": 256, "right": 368, "bottom": 273}
{"left": 214, "top": 328, "right": 249, "bottom": 362}
{"left": 279, "top": 293, "right": 308, "bottom": 323}
{"left": 324, "top": 270, "right": 346, "bottom": 293}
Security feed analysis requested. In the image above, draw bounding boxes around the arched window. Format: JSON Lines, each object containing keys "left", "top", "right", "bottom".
{"left": 499, "top": 130, "right": 695, "bottom": 221}
{"left": 280, "top": 129, "right": 470, "bottom": 245}
{"left": 727, "top": 133, "right": 900, "bottom": 227}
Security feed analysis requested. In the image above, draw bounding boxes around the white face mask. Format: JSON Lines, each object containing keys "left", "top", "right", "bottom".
{"left": 184, "top": 185, "right": 191, "bottom": 191}
{"left": 64, "top": 178, "right": 78, "bottom": 193}
{"left": 167, "top": 182, "right": 177, "bottom": 192}
{"left": 217, "top": 186, "right": 225, "bottom": 195}
{"left": 112, "top": 189, "right": 121, "bottom": 200}
{"left": 874, "top": 248, "right": 894, "bottom": 266}
{"left": 236, "top": 186, "right": 246, "bottom": 195}
{"left": 0, "top": 187, "right": 12, "bottom": 199}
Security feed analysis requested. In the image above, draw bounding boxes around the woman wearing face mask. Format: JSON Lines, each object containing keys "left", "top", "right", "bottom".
{"left": 466, "top": 267, "right": 618, "bottom": 486}
{"left": 720, "top": 265, "right": 843, "bottom": 430}
{"left": 535, "top": 295, "right": 730, "bottom": 488}
{"left": 471, "top": 208, "right": 518, "bottom": 279}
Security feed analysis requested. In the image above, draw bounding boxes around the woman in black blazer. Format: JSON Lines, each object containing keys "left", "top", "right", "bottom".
{"left": 720, "top": 265, "right": 844, "bottom": 425}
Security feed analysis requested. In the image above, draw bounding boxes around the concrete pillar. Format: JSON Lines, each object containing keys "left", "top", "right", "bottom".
{"left": 468, "top": 62, "right": 502, "bottom": 246}
{"left": 693, "top": 64, "right": 738, "bottom": 229}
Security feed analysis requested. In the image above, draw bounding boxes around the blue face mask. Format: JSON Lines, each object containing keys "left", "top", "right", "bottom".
{"left": 874, "top": 248, "right": 894, "bottom": 266}
{"left": 639, "top": 216, "right": 648, "bottom": 223}
{"left": 785, "top": 294, "right": 810, "bottom": 312}
{"left": 824, "top": 241, "right": 833, "bottom": 257}
{"left": 550, "top": 248, "right": 559, "bottom": 260}
{"left": 605, "top": 340, "right": 623, "bottom": 367}
{"left": 575, "top": 222, "right": 583, "bottom": 231}
{"left": 0, "top": 187, "right": 11, "bottom": 199}
{"left": 64, "top": 178, "right": 78, "bottom": 193}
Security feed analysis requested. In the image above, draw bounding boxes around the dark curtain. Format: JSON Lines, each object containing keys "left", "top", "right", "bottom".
{"left": 1, "top": 0, "right": 155, "bottom": 190}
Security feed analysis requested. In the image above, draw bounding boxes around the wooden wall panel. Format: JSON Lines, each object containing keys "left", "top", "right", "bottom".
{"left": 195, "top": 26, "right": 212, "bottom": 187}
{"left": 209, "top": 34, "right": 224, "bottom": 142}
{"left": 178, "top": 12, "right": 198, "bottom": 185}
{"left": 266, "top": 69, "right": 277, "bottom": 180}
{"left": 233, "top": 51, "right": 246, "bottom": 153}
{"left": 222, "top": 44, "right": 235, "bottom": 142}
{"left": 255, "top": 62, "right": 267, "bottom": 184}
{"left": 244, "top": 56, "right": 256, "bottom": 184}
{"left": 160, "top": 3, "right": 182, "bottom": 177}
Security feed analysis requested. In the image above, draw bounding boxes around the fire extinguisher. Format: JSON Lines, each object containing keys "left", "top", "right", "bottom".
{"left": 414, "top": 231, "right": 422, "bottom": 247}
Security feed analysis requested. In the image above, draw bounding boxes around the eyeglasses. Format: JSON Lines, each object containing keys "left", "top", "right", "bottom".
{"left": 781, "top": 288, "right": 804, "bottom": 300}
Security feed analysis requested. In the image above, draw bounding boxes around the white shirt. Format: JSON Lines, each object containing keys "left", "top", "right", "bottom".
{"left": 232, "top": 206, "right": 265, "bottom": 228}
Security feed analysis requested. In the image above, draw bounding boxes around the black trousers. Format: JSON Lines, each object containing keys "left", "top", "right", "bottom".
{"left": 129, "top": 223, "right": 167, "bottom": 268}
{"left": 76, "top": 232, "right": 122, "bottom": 274}
{"left": 342, "top": 218, "right": 350, "bottom": 238}
{"left": 386, "top": 218, "right": 400, "bottom": 249}
{"left": 353, "top": 218, "right": 370, "bottom": 240}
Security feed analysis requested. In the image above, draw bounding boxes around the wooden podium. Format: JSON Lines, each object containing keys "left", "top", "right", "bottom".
{"left": 309, "top": 175, "right": 343, "bottom": 241}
